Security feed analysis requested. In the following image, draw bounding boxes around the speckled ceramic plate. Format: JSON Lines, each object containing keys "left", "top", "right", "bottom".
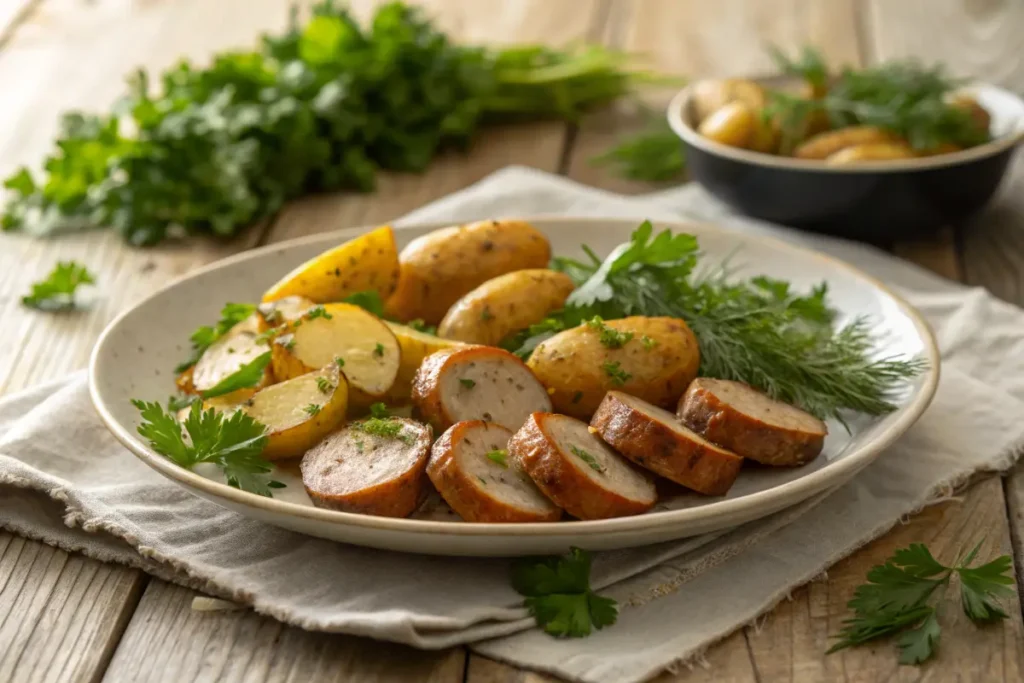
{"left": 90, "top": 217, "right": 939, "bottom": 556}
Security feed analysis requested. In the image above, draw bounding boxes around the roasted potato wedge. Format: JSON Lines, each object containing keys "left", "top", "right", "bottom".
{"left": 381, "top": 322, "right": 467, "bottom": 403}
{"left": 244, "top": 365, "right": 348, "bottom": 460}
{"left": 384, "top": 219, "right": 551, "bottom": 325}
{"left": 190, "top": 314, "right": 272, "bottom": 397}
{"left": 437, "top": 269, "right": 575, "bottom": 346}
{"left": 261, "top": 225, "right": 399, "bottom": 304}
{"left": 826, "top": 142, "right": 914, "bottom": 164}
{"left": 256, "top": 295, "right": 315, "bottom": 333}
{"left": 270, "top": 303, "right": 400, "bottom": 403}
{"left": 698, "top": 101, "right": 757, "bottom": 148}
{"left": 527, "top": 316, "right": 701, "bottom": 419}
{"left": 793, "top": 126, "right": 898, "bottom": 160}
{"left": 690, "top": 79, "right": 766, "bottom": 126}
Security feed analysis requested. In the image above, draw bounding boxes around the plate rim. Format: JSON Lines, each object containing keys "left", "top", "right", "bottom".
{"left": 89, "top": 216, "right": 941, "bottom": 539}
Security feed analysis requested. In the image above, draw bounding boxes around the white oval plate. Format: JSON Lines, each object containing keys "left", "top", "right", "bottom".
{"left": 90, "top": 217, "right": 939, "bottom": 556}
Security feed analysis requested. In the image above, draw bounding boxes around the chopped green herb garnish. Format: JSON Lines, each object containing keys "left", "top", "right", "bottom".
{"left": 459, "top": 378, "right": 476, "bottom": 389}
{"left": 408, "top": 319, "right": 437, "bottom": 335}
{"left": 373, "top": 343, "right": 385, "bottom": 358}
{"left": 486, "top": 449, "right": 508, "bottom": 468}
{"left": 303, "top": 403, "right": 322, "bottom": 416}
{"left": 22, "top": 261, "right": 95, "bottom": 312}
{"left": 306, "top": 305, "right": 332, "bottom": 321}
{"left": 571, "top": 390, "right": 584, "bottom": 404}
{"left": 200, "top": 351, "right": 271, "bottom": 399}
{"left": 641, "top": 335, "right": 657, "bottom": 350}
{"left": 277, "top": 335, "right": 296, "bottom": 352}
{"left": 511, "top": 547, "right": 618, "bottom": 638}
{"left": 335, "top": 356, "right": 345, "bottom": 368}
{"left": 369, "top": 402, "right": 391, "bottom": 418}
{"left": 316, "top": 377, "right": 334, "bottom": 394}
{"left": 480, "top": 307, "right": 494, "bottom": 321}
{"left": 477, "top": 476, "right": 487, "bottom": 486}
{"left": 585, "top": 316, "right": 634, "bottom": 349}
{"left": 166, "top": 394, "right": 199, "bottom": 412}
{"left": 354, "top": 418, "right": 413, "bottom": 444}
{"left": 570, "top": 445, "right": 604, "bottom": 473}
{"left": 343, "top": 290, "right": 385, "bottom": 317}
{"left": 601, "top": 361, "right": 631, "bottom": 387}
{"left": 355, "top": 439, "right": 365, "bottom": 453}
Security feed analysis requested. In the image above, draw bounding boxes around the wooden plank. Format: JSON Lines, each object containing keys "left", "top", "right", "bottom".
{"left": 567, "top": 0, "right": 863, "bottom": 193}
{"left": 103, "top": 580, "right": 464, "bottom": 683}
{"left": 746, "top": 477, "right": 1024, "bottom": 681}
{"left": 109, "top": 2, "right": 608, "bottom": 682}
{"left": 0, "top": 531, "right": 145, "bottom": 683}
{"left": 265, "top": 0, "right": 604, "bottom": 243}
{"left": 0, "top": 3, "right": 316, "bottom": 683}
{"left": 466, "top": 631, "right": 757, "bottom": 683}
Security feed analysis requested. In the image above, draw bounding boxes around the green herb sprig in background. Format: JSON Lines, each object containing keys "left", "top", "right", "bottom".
{"left": 3, "top": 1, "right": 653, "bottom": 246}
{"left": 22, "top": 261, "right": 95, "bottom": 311}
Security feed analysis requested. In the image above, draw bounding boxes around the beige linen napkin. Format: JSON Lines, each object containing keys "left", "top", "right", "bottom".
{"left": 3, "top": 166, "right": 1024, "bottom": 683}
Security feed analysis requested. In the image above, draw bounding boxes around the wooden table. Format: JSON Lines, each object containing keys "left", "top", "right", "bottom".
{"left": 2, "top": 1, "right": 1023, "bottom": 681}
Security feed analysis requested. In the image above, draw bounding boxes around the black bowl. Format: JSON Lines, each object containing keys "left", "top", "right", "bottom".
{"left": 667, "top": 82, "right": 1024, "bottom": 242}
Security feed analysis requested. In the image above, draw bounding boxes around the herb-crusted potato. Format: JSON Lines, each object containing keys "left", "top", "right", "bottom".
{"left": 244, "top": 365, "right": 348, "bottom": 460}
{"left": 384, "top": 219, "right": 551, "bottom": 325}
{"left": 381, "top": 322, "right": 467, "bottom": 403}
{"left": 527, "top": 316, "right": 700, "bottom": 419}
{"left": 437, "top": 269, "right": 575, "bottom": 346}
{"left": 270, "top": 303, "right": 400, "bottom": 404}
{"left": 261, "top": 225, "right": 399, "bottom": 304}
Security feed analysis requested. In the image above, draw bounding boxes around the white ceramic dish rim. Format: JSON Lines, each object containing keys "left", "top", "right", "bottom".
{"left": 89, "top": 216, "right": 941, "bottom": 539}
{"left": 667, "top": 80, "right": 1024, "bottom": 173}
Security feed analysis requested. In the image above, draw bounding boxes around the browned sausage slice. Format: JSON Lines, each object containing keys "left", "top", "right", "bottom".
{"left": 591, "top": 391, "right": 743, "bottom": 495}
{"left": 301, "top": 417, "right": 432, "bottom": 517}
{"left": 509, "top": 412, "right": 656, "bottom": 520}
{"left": 428, "top": 421, "right": 562, "bottom": 523}
{"left": 677, "top": 378, "right": 827, "bottom": 466}
{"left": 412, "top": 346, "right": 552, "bottom": 433}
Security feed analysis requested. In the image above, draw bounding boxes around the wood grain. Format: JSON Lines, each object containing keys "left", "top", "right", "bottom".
{"left": 103, "top": 580, "right": 464, "bottom": 683}
{"left": 0, "top": 532, "right": 145, "bottom": 683}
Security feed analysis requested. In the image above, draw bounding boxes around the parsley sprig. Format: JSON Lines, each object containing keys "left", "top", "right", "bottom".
{"left": 506, "top": 220, "right": 925, "bottom": 422}
{"left": 131, "top": 400, "right": 283, "bottom": 496}
{"left": 829, "top": 542, "right": 1015, "bottom": 664}
{"left": 512, "top": 548, "right": 617, "bottom": 638}
{"left": 22, "top": 261, "right": 95, "bottom": 311}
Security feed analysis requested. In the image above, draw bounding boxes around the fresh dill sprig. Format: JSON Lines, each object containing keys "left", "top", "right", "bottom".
{"left": 590, "top": 118, "right": 685, "bottom": 182}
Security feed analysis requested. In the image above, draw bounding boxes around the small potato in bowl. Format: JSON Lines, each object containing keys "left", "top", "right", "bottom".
{"left": 527, "top": 316, "right": 701, "bottom": 419}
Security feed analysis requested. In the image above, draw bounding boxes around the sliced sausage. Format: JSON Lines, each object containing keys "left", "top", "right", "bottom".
{"left": 412, "top": 346, "right": 552, "bottom": 433}
{"left": 591, "top": 391, "right": 743, "bottom": 495}
{"left": 428, "top": 421, "right": 562, "bottom": 523}
{"left": 509, "top": 412, "right": 656, "bottom": 520}
{"left": 301, "top": 417, "right": 432, "bottom": 517}
{"left": 677, "top": 378, "right": 827, "bottom": 466}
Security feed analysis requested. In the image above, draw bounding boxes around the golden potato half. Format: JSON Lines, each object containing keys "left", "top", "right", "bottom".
{"left": 244, "top": 365, "right": 348, "bottom": 460}
{"left": 271, "top": 303, "right": 400, "bottom": 401}
{"left": 261, "top": 225, "right": 399, "bottom": 304}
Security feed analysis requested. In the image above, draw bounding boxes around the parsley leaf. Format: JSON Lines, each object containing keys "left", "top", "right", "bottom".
{"left": 131, "top": 400, "right": 281, "bottom": 496}
{"left": 459, "top": 378, "right": 476, "bottom": 389}
{"left": 828, "top": 542, "right": 1015, "bottom": 664}
{"left": 511, "top": 548, "right": 618, "bottom": 638}
{"left": 407, "top": 319, "right": 437, "bottom": 335}
{"left": 167, "top": 394, "right": 199, "bottom": 412}
{"left": 22, "top": 261, "right": 95, "bottom": 311}
{"left": 305, "top": 305, "right": 332, "bottom": 320}
{"left": 176, "top": 303, "right": 256, "bottom": 373}
{"left": 369, "top": 402, "right": 391, "bottom": 418}
{"left": 373, "top": 342, "right": 385, "bottom": 358}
